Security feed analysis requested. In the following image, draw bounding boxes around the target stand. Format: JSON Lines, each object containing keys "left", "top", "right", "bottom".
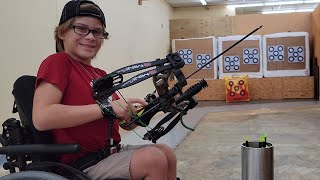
{"left": 218, "top": 35, "right": 263, "bottom": 79}
{"left": 263, "top": 32, "right": 310, "bottom": 77}
{"left": 172, "top": 37, "right": 218, "bottom": 79}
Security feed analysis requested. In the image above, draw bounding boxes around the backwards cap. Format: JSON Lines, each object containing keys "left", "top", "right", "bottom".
{"left": 59, "top": 0, "right": 106, "bottom": 26}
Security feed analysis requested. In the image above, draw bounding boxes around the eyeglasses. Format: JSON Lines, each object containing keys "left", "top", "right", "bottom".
{"left": 71, "top": 25, "right": 109, "bottom": 39}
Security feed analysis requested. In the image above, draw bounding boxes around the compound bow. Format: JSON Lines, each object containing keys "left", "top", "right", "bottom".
{"left": 91, "top": 25, "right": 263, "bottom": 143}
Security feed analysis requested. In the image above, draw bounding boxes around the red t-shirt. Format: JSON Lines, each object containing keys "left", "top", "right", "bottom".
{"left": 35, "top": 52, "right": 121, "bottom": 165}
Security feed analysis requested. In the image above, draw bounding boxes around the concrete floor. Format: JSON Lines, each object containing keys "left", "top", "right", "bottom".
{"left": 175, "top": 100, "right": 320, "bottom": 180}
{"left": 1, "top": 100, "right": 320, "bottom": 179}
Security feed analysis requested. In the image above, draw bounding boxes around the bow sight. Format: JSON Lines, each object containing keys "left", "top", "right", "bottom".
{"left": 91, "top": 25, "right": 263, "bottom": 143}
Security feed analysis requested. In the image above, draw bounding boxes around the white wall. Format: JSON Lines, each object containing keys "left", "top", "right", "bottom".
{"left": 0, "top": 0, "right": 57, "bottom": 123}
{"left": 0, "top": 0, "right": 173, "bottom": 124}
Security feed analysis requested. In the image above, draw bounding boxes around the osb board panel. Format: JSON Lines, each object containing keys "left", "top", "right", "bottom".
{"left": 249, "top": 77, "right": 314, "bottom": 99}
{"left": 222, "top": 40, "right": 261, "bottom": 72}
{"left": 169, "top": 77, "right": 314, "bottom": 100}
{"left": 282, "top": 77, "right": 314, "bottom": 98}
{"left": 234, "top": 13, "right": 312, "bottom": 36}
{"left": 174, "top": 38, "right": 216, "bottom": 79}
{"left": 170, "top": 17, "right": 234, "bottom": 41}
{"left": 266, "top": 37, "right": 306, "bottom": 70}
{"left": 312, "top": 5, "right": 320, "bottom": 98}
{"left": 248, "top": 78, "right": 283, "bottom": 100}
{"left": 312, "top": 6, "right": 320, "bottom": 62}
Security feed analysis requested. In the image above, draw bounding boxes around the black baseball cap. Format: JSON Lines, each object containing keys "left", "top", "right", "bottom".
{"left": 59, "top": 0, "right": 106, "bottom": 27}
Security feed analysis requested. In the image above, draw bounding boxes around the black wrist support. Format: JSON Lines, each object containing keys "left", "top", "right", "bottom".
{"left": 98, "top": 102, "right": 118, "bottom": 119}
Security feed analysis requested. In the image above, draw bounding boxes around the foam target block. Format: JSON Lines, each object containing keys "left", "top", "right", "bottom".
{"left": 218, "top": 35, "right": 263, "bottom": 79}
{"left": 263, "top": 32, "right": 310, "bottom": 77}
{"left": 224, "top": 75, "right": 250, "bottom": 103}
{"left": 172, "top": 37, "right": 218, "bottom": 79}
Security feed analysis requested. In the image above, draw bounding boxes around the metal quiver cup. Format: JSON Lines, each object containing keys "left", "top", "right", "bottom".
{"left": 241, "top": 142, "right": 274, "bottom": 180}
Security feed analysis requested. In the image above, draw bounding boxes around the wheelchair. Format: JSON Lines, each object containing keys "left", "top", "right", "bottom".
{"left": 0, "top": 75, "right": 129, "bottom": 180}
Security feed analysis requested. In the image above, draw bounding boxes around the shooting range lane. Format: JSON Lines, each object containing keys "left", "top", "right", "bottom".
{"left": 175, "top": 100, "right": 320, "bottom": 179}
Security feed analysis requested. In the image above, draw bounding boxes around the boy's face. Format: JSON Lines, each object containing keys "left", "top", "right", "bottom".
{"left": 59, "top": 16, "right": 104, "bottom": 64}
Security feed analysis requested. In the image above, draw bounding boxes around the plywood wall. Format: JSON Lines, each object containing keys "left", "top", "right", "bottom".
{"left": 234, "top": 13, "right": 312, "bottom": 36}
{"left": 170, "top": 17, "right": 235, "bottom": 41}
{"left": 170, "top": 13, "right": 312, "bottom": 41}
{"left": 312, "top": 5, "right": 320, "bottom": 99}
{"left": 312, "top": 5, "right": 320, "bottom": 63}
{"left": 169, "top": 77, "right": 314, "bottom": 101}
{"left": 169, "top": 12, "right": 315, "bottom": 100}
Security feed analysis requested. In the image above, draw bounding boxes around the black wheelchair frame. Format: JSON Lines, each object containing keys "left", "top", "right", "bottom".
{"left": 0, "top": 75, "right": 127, "bottom": 180}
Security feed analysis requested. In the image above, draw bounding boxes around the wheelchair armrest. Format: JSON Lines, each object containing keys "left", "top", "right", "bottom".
{"left": 0, "top": 144, "right": 80, "bottom": 155}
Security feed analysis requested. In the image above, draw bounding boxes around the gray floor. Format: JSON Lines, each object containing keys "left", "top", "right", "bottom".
{"left": 1, "top": 100, "right": 320, "bottom": 179}
{"left": 175, "top": 100, "right": 320, "bottom": 180}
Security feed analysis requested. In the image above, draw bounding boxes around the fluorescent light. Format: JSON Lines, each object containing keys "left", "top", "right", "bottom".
{"left": 262, "top": 8, "right": 314, "bottom": 14}
{"left": 296, "top": 8, "right": 315, "bottom": 12}
{"left": 262, "top": 10, "right": 296, "bottom": 14}
{"left": 227, "top": 3, "right": 264, "bottom": 8}
{"left": 265, "top": 1, "right": 303, "bottom": 6}
{"left": 227, "top": 0, "right": 319, "bottom": 9}
{"left": 304, "top": 0, "right": 320, "bottom": 3}
{"left": 200, "top": 0, "right": 207, "bottom": 6}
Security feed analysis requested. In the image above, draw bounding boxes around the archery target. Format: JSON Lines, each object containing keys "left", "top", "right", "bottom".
{"left": 263, "top": 32, "right": 310, "bottom": 77}
{"left": 178, "top": 49, "right": 193, "bottom": 64}
{"left": 243, "top": 48, "right": 259, "bottom": 64}
{"left": 196, "top": 54, "right": 212, "bottom": 69}
{"left": 224, "top": 75, "right": 250, "bottom": 102}
{"left": 267, "top": 45, "right": 285, "bottom": 62}
{"left": 287, "top": 46, "right": 305, "bottom": 63}
{"left": 224, "top": 56, "right": 240, "bottom": 72}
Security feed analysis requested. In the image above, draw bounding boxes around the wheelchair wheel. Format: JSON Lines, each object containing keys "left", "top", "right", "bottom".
{"left": 1, "top": 171, "right": 68, "bottom": 180}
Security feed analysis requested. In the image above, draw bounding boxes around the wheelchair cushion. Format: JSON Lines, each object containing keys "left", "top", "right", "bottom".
{"left": 12, "top": 75, "right": 55, "bottom": 159}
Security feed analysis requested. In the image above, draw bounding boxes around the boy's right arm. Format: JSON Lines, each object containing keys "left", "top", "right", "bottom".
{"left": 32, "top": 80, "right": 104, "bottom": 131}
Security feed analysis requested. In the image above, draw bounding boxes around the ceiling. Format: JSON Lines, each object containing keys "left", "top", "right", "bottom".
{"left": 165, "top": 0, "right": 319, "bottom": 14}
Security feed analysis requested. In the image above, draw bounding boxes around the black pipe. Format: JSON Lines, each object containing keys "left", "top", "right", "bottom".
{"left": 0, "top": 144, "right": 80, "bottom": 155}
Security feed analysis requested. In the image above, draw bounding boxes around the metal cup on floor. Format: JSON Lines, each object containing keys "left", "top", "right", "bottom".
{"left": 241, "top": 141, "right": 274, "bottom": 180}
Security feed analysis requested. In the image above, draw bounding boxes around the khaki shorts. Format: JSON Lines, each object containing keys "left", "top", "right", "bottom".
{"left": 84, "top": 144, "right": 149, "bottom": 180}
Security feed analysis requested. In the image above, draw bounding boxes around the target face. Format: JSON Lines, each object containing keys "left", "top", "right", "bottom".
{"left": 196, "top": 54, "right": 212, "bottom": 69}
{"left": 225, "top": 76, "right": 250, "bottom": 103}
{"left": 243, "top": 48, "right": 260, "bottom": 64}
{"left": 287, "top": 46, "right": 305, "bottom": 63}
{"left": 267, "top": 45, "right": 284, "bottom": 62}
{"left": 178, "top": 49, "right": 193, "bottom": 64}
{"left": 224, "top": 56, "right": 240, "bottom": 72}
